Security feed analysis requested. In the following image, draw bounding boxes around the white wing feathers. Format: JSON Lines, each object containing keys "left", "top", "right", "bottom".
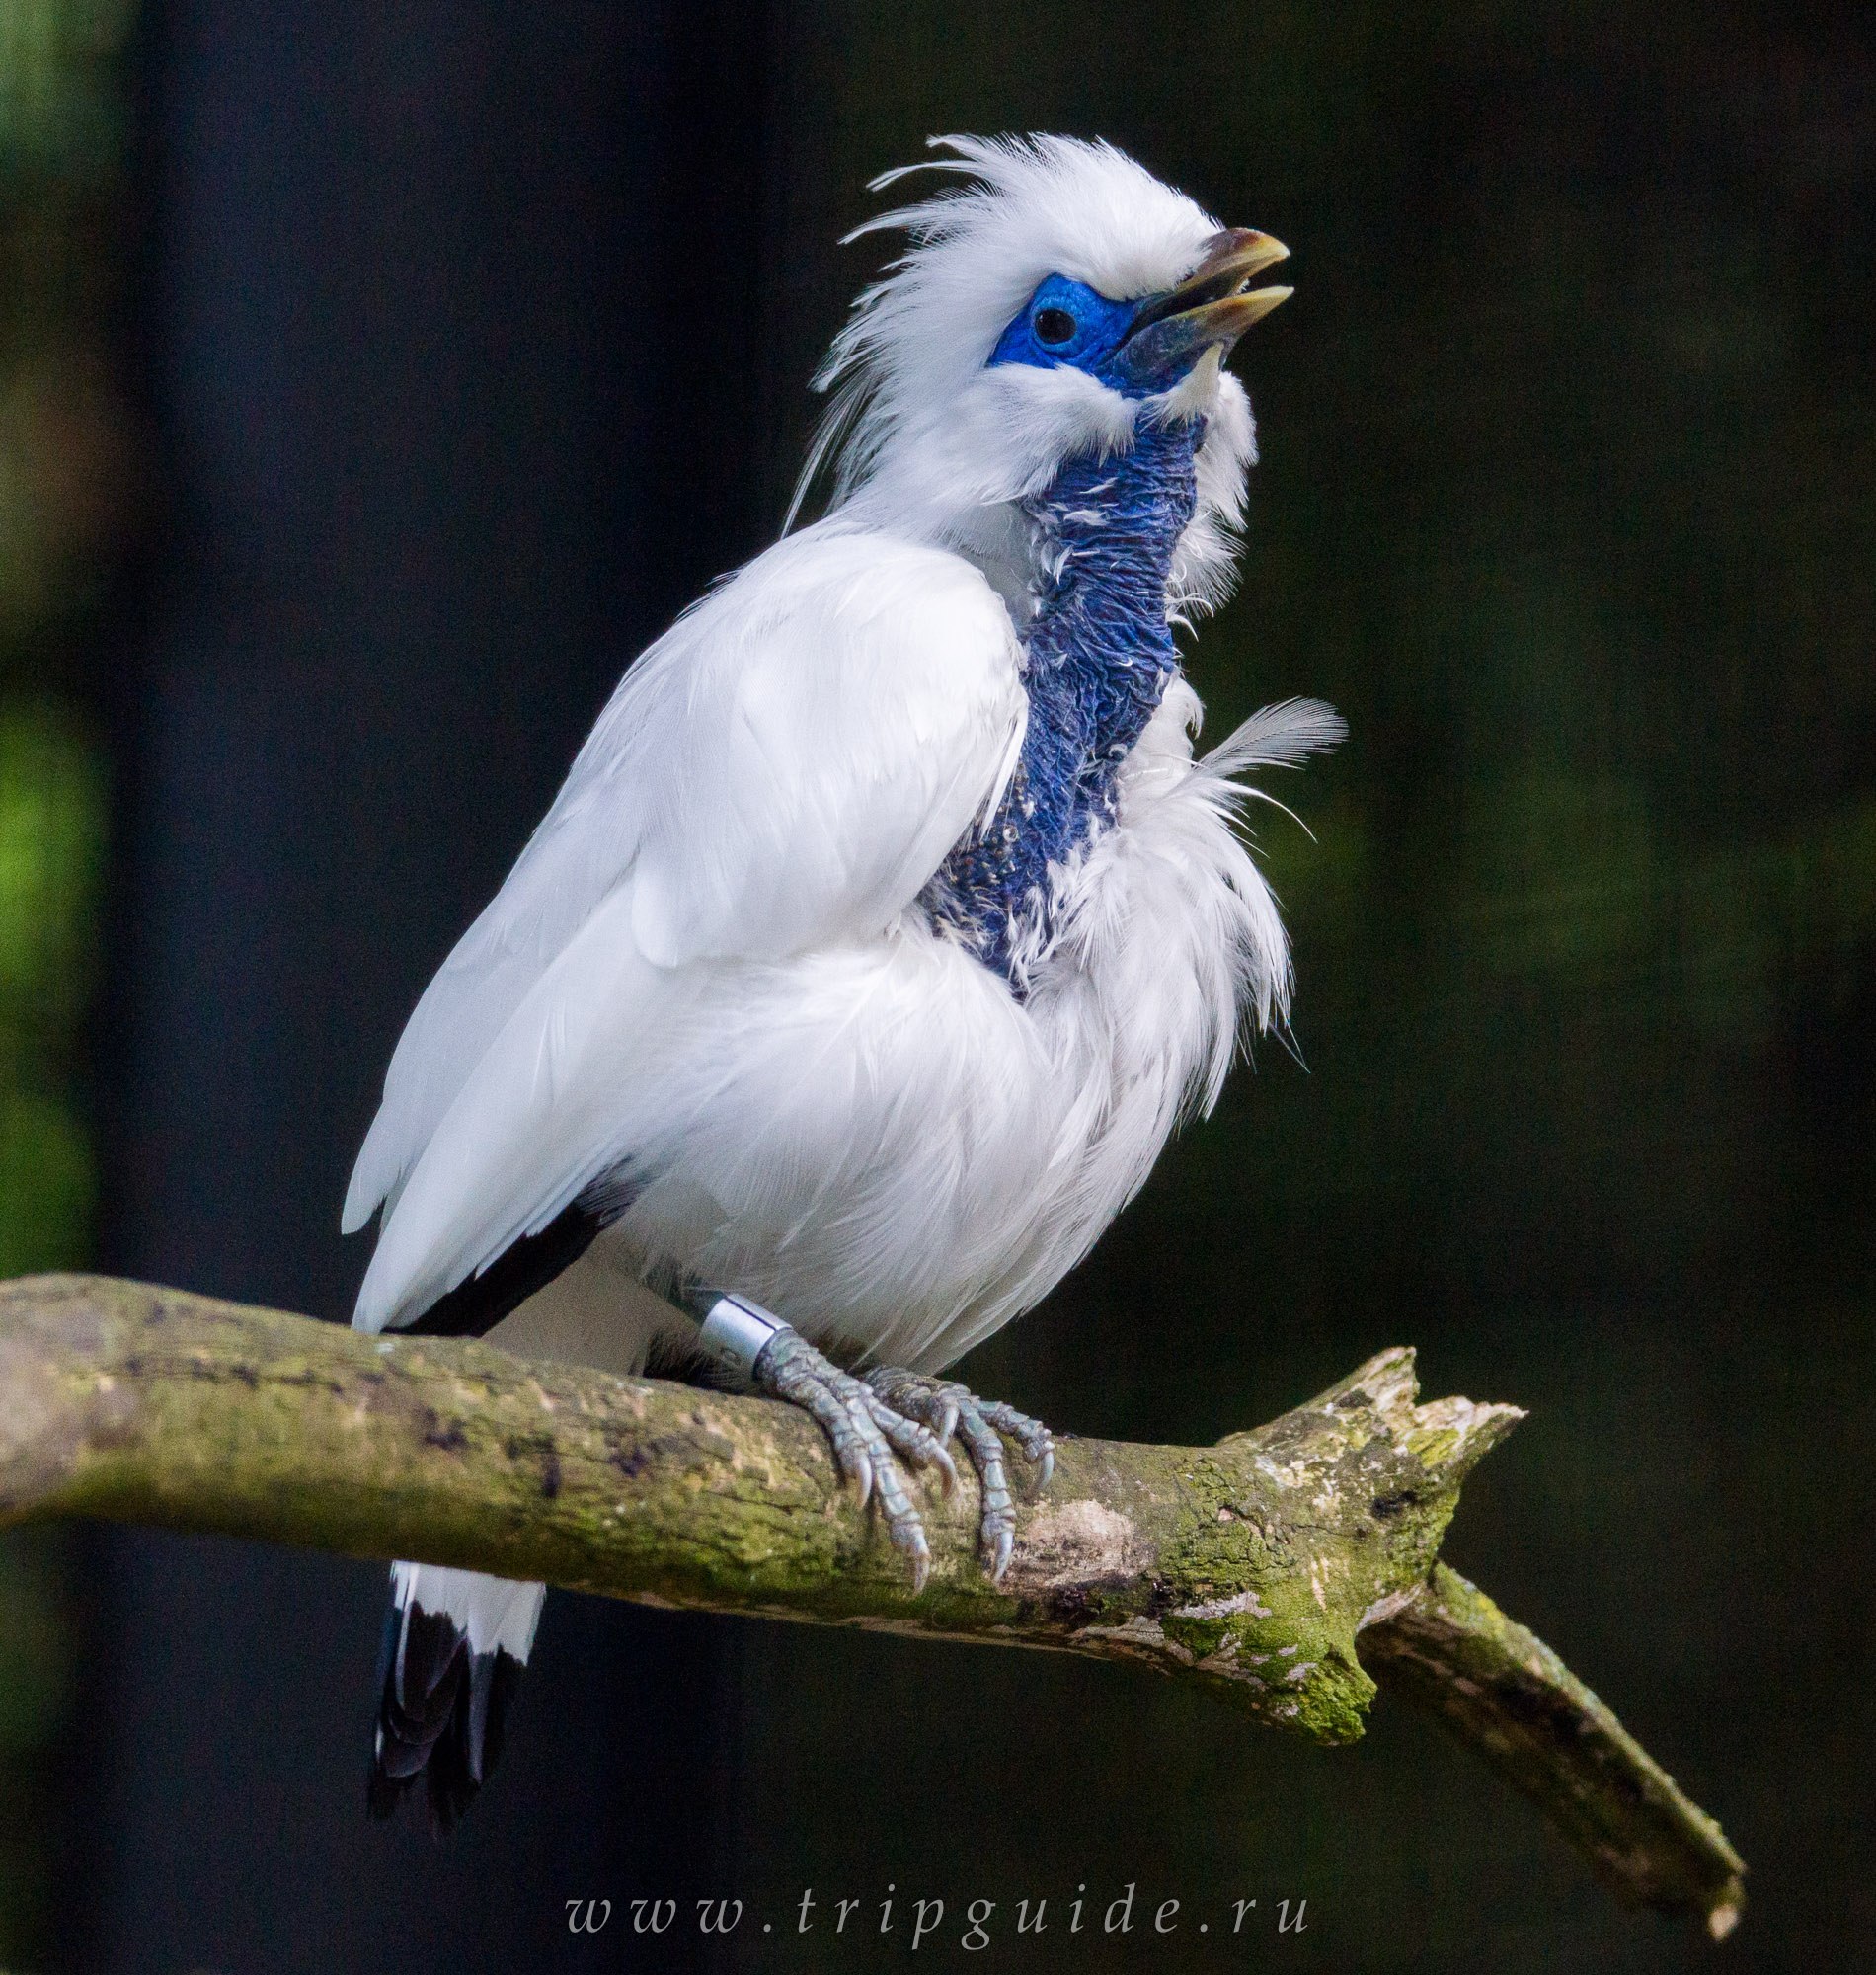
{"left": 348, "top": 526, "right": 1026, "bottom": 1333}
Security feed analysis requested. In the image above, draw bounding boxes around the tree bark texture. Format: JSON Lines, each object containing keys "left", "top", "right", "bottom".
{"left": 0, "top": 1274, "right": 1744, "bottom": 1935}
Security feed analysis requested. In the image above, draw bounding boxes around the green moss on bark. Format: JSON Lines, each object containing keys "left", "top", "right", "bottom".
{"left": 0, "top": 1273, "right": 1743, "bottom": 1933}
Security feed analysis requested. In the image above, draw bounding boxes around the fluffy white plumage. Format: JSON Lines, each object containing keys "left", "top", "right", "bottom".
{"left": 348, "top": 131, "right": 1340, "bottom": 1379}
{"left": 354, "top": 140, "right": 1343, "bottom": 1824}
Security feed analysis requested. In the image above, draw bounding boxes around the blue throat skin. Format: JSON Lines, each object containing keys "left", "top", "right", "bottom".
{"left": 925, "top": 411, "right": 1203, "bottom": 987}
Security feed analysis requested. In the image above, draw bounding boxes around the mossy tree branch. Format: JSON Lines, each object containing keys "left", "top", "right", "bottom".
{"left": 0, "top": 1273, "right": 1742, "bottom": 1935}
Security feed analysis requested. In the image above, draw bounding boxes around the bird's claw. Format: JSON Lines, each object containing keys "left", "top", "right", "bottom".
{"left": 754, "top": 1330, "right": 955, "bottom": 1591}
{"left": 865, "top": 1368, "right": 1056, "bottom": 1585}
{"left": 750, "top": 1330, "right": 1056, "bottom": 1591}
{"left": 976, "top": 1393, "right": 1056, "bottom": 1490}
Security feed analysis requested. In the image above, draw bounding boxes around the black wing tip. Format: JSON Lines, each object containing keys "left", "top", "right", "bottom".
{"left": 368, "top": 1598, "right": 528, "bottom": 1837}
{"left": 405, "top": 1185, "right": 624, "bottom": 1343}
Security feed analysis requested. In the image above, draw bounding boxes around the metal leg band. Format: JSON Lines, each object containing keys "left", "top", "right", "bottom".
{"left": 694, "top": 1292, "right": 790, "bottom": 1386}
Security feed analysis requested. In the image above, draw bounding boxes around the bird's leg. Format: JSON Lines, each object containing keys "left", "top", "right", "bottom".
{"left": 863, "top": 1370, "right": 1055, "bottom": 1583}
{"left": 688, "top": 1292, "right": 1055, "bottom": 1588}
{"left": 691, "top": 1293, "right": 957, "bottom": 1592}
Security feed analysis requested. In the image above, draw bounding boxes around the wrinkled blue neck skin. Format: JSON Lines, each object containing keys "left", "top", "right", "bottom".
{"left": 924, "top": 269, "right": 1211, "bottom": 989}
{"left": 925, "top": 411, "right": 1202, "bottom": 988}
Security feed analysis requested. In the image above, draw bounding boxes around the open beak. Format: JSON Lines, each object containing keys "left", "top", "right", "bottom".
{"left": 1113, "top": 227, "right": 1291, "bottom": 389}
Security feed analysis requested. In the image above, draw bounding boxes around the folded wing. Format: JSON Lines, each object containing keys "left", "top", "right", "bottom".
{"left": 348, "top": 526, "right": 1026, "bottom": 1332}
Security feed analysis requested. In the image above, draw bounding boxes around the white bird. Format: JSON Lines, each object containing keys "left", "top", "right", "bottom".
{"left": 348, "top": 132, "right": 1342, "bottom": 1828}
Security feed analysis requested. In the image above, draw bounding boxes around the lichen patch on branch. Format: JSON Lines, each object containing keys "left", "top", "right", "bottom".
{"left": 0, "top": 1273, "right": 1743, "bottom": 1935}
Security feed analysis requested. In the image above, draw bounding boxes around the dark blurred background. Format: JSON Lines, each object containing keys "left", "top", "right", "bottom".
{"left": 0, "top": 2, "right": 1870, "bottom": 1970}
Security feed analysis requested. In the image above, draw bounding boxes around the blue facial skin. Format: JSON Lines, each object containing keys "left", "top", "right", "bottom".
{"left": 984, "top": 272, "right": 1197, "bottom": 398}
{"left": 924, "top": 273, "right": 1212, "bottom": 988}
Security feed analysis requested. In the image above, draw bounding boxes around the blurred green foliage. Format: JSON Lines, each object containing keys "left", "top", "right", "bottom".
{"left": 0, "top": 705, "right": 104, "bottom": 1278}
{"left": 0, "top": 0, "right": 130, "bottom": 176}
{"left": 0, "top": 0, "right": 131, "bottom": 1964}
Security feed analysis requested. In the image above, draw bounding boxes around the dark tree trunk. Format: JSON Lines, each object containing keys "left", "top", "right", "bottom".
{"left": 78, "top": 6, "right": 771, "bottom": 1969}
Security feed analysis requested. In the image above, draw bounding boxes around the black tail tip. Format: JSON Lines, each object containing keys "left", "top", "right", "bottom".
{"left": 368, "top": 1601, "right": 526, "bottom": 1837}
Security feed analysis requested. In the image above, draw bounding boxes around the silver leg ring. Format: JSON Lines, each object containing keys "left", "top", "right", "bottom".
{"left": 695, "top": 1292, "right": 791, "bottom": 1387}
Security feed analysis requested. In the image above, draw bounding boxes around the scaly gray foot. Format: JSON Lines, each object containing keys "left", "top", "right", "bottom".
{"left": 864, "top": 1368, "right": 1056, "bottom": 1584}
{"left": 753, "top": 1329, "right": 958, "bottom": 1591}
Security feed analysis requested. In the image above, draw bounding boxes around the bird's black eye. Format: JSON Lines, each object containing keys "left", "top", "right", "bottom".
{"left": 1033, "top": 306, "right": 1077, "bottom": 346}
